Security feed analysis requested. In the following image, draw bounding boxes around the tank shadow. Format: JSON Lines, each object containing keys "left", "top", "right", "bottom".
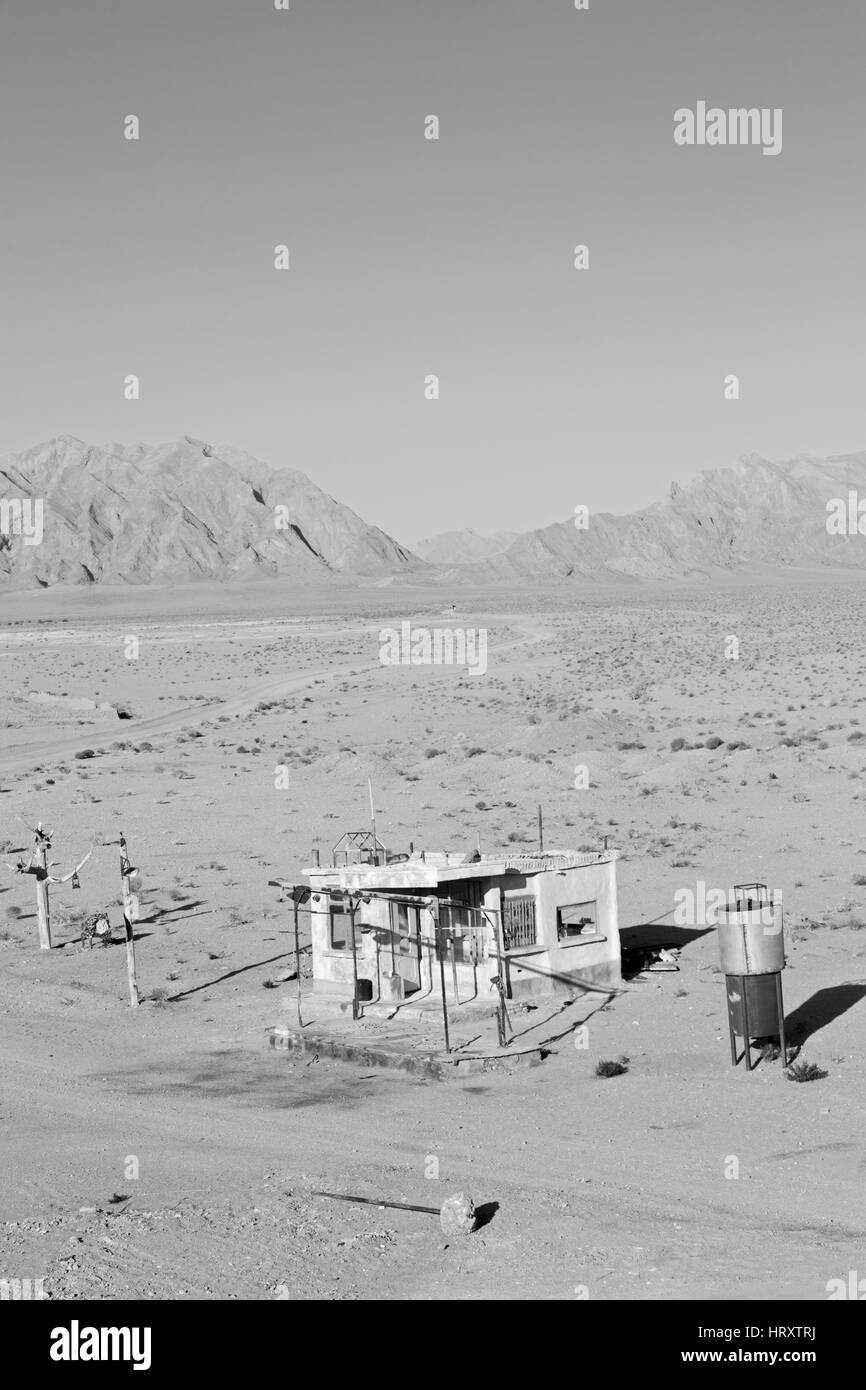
{"left": 784, "top": 983, "right": 866, "bottom": 1047}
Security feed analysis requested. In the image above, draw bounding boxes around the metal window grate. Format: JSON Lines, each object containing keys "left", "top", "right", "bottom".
{"left": 502, "top": 896, "right": 537, "bottom": 950}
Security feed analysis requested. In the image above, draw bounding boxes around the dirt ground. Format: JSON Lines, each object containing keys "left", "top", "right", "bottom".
{"left": 2, "top": 577, "right": 866, "bottom": 1300}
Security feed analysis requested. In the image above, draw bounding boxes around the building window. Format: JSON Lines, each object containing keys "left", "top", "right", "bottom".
{"left": 502, "top": 895, "right": 537, "bottom": 950}
{"left": 557, "top": 901, "right": 599, "bottom": 942}
{"left": 329, "top": 906, "right": 359, "bottom": 951}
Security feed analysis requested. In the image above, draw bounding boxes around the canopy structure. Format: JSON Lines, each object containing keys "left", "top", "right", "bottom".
{"left": 331, "top": 830, "right": 387, "bottom": 868}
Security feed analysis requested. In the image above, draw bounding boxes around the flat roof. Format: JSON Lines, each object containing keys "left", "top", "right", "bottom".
{"left": 306, "top": 850, "right": 616, "bottom": 890}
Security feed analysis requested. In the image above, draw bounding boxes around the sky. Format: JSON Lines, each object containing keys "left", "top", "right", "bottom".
{"left": 1, "top": 0, "right": 864, "bottom": 545}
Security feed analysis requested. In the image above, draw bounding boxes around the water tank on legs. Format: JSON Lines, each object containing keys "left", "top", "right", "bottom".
{"left": 717, "top": 883, "right": 784, "bottom": 976}
{"left": 717, "top": 884, "right": 787, "bottom": 1071}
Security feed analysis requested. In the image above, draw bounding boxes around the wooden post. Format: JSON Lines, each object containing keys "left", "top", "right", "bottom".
{"left": 35, "top": 834, "right": 51, "bottom": 952}
{"left": 20, "top": 823, "right": 92, "bottom": 952}
{"left": 537, "top": 804, "right": 544, "bottom": 853}
{"left": 124, "top": 914, "right": 139, "bottom": 1008}
{"left": 120, "top": 835, "right": 139, "bottom": 1007}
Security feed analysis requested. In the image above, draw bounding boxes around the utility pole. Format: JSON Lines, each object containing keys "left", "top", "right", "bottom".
{"left": 101, "top": 832, "right": 141, "bottom": 1005}
{"left": 119, "top": 832, "right": 140, "bottom": 1008}
{"left": 14, "top": 821, "right": 92, "bottom": 951}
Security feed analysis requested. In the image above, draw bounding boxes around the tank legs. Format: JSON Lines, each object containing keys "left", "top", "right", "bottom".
{"left": 775, "top": 971, "right": 787, "bottom": 1068}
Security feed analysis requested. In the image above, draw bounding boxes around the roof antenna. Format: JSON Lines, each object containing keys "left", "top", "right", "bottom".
{"left": 368, "top": 778, "right": 379, "bottom": 864}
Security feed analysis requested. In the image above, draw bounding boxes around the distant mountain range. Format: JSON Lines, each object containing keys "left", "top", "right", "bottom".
{"left": 2, "top": 438, "right": 866, "bottom": 588}
{"left": 0, "top": 436, "right": 422, "bottom": 587}
{"left": 412, "top": 528, "right": 519, "bottom": 564}
{"left": 419, "top": 451, "right": 866, "bottom": 581}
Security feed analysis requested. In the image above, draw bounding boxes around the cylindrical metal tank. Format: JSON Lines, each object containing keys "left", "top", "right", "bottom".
{"left": 726, "top": 974, "right": 780, "bottom": 1036}
{"left": 717, "top": 883, "right": 784, "bottom": 976}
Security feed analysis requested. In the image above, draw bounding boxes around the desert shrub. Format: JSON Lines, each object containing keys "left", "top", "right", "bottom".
{"left": 786, "top": 1061, "right": 827, "bottom": 1083}
{"left": 670, "top": 737, "right": 688, "bottom": 752}
{"left": 595, "top": 1058, "right": 628, "bottom": 1078}
{"left": 704, "top": 736, "right": 724, "bottom": 750}
{"left": 75, "top": 748, "right": 96, "bottom": 760}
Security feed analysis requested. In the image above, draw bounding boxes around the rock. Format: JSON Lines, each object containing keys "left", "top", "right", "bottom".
{"left": 439, "top": 1192, "right": 476, "bottom": 1237}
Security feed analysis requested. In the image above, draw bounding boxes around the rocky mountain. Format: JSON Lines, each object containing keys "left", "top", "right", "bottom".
{"left": 0, "top": 436, "right": 425, "bottom": 587}
{"left": 412, "top": 528, "right": 518, "bottom": 564}
{"left": 4, "top": 440, "right": 865, "bottom": 590}
{"left": 450, "top": 452, "right": 866, "bottom": 582}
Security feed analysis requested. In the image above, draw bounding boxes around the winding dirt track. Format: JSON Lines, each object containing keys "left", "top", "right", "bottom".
{"left": 0, "top": 613, "right": 552, "bottom": 779}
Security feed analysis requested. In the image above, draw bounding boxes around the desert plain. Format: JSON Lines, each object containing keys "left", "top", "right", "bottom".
{"left": 1, "top": 574, "right": 865, "bottom": 1300}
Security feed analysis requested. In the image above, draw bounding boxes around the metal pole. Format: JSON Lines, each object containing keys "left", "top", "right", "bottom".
{"left": 349, "top": 897, "right": 361, "bottom": 1021}
{"left": 775, "top": 971, "right": 786, "bottom": 1068}
{"left": 726, "top": 979, "right": 737, "bottom": 1066}
{"left": 293, "top": 895, "right": 303, "bottom": 1028}
{"left": 368, "top": 779, "right": 378, "bottom": 864}
{"left": 537, "top": 804, "right": 543, "bottom": 853}
{"left": 741, "top": 976, "right": 752, "bottom": 1072}
{"left": 430, "top": 900, "right": 450, "bottom": 1053}
{"left": 490, "top": 907, "right": 508, "bottom": 1049}
{"left": 449, "top": 933, "right": 459, "bottom": 1004}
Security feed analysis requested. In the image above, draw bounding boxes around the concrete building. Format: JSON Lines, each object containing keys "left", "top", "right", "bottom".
{"left": 304, "top": 847, "right": 621, "bottom": 1010}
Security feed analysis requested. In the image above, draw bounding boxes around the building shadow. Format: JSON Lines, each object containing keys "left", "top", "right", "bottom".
{"left": 619, "top": 914, "right": 713, "bottom": 980}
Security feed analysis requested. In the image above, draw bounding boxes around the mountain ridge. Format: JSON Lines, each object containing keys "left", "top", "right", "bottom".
{"left": 0, "top": 435, "right": 426, "bottom": 588}
{"left": 422, "top": 451, "right": 866, "bottom": 582}
{"left": 3, "top": 439, "right": 866, "bottom": 589}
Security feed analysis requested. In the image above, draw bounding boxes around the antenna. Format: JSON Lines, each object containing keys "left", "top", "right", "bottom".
{"left": 368, "top": 778, "right": 378, "bottom": 863}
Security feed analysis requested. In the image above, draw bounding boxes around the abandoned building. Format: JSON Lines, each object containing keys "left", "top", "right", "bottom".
{"left": 303, "top": 833, "right": 621, "bottom": 1009}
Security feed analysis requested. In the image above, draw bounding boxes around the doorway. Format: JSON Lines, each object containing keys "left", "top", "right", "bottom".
{"left": 390, "top": 900, "right": 423, "bottom": 994}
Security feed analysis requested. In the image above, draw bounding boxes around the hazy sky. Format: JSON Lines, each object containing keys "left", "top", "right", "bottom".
{"left": 1, "top": 0, "right": 864, "bottom": 543}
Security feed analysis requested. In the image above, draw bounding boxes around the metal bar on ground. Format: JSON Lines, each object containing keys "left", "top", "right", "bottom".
{"left": 313, "top": 1190, "right": 440, "bottom": 1216}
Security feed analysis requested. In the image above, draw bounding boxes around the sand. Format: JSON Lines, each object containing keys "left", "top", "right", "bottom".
{"left": 1, "top": 577, "right": 865, "bottom": 1300}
